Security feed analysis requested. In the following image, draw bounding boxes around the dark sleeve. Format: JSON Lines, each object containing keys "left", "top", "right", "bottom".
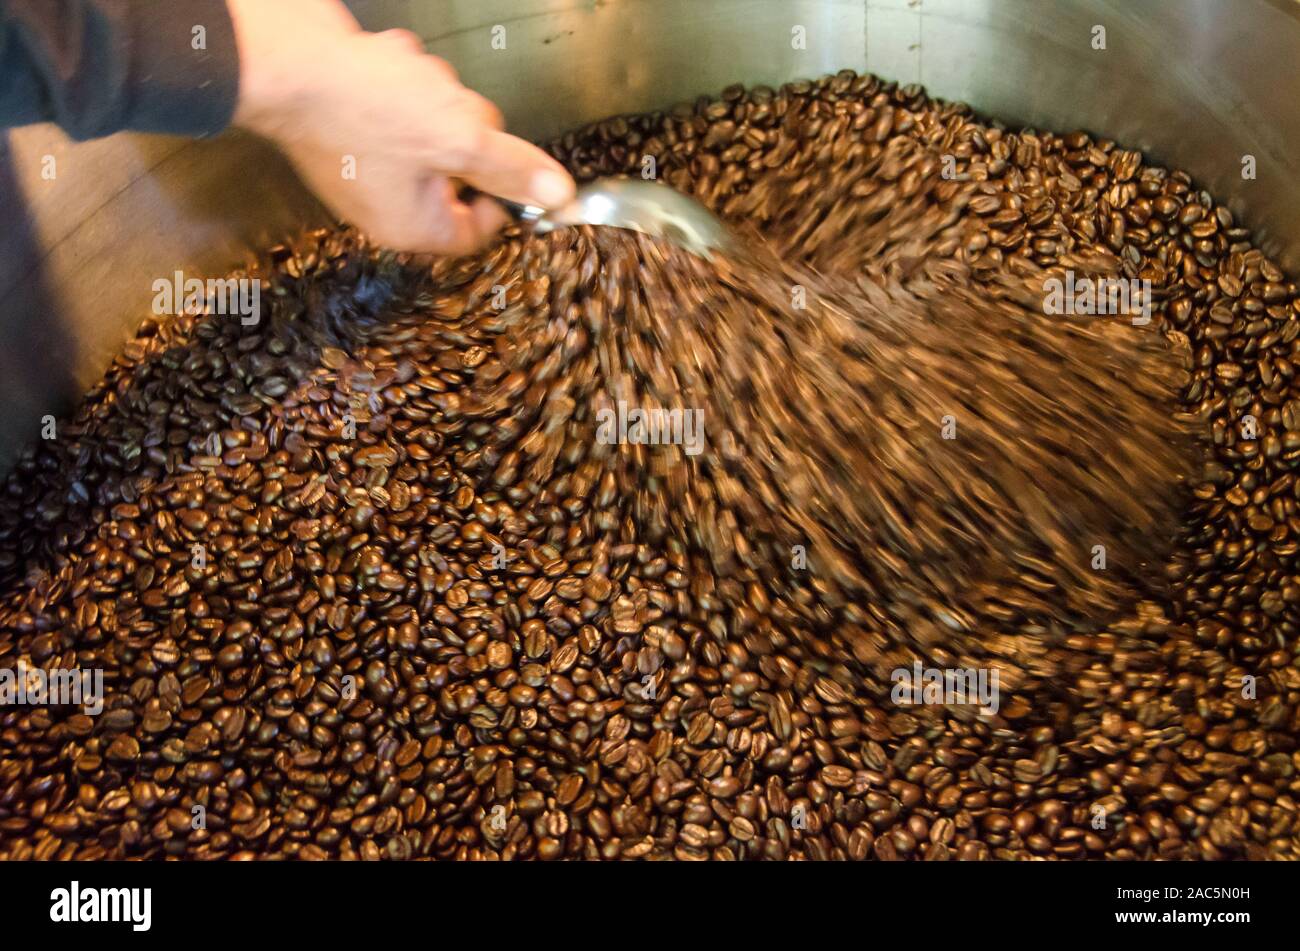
{"left": 0, "top": 0, "right": 240, "bottom": 140}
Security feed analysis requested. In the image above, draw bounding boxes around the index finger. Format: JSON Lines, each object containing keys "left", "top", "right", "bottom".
{"left": 437, "top": 125, "right": 576, "bottom": 210}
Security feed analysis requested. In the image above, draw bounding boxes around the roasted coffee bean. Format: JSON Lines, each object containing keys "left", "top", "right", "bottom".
{"left": 0, "top": 72, "right": 1289, "bottom": 864}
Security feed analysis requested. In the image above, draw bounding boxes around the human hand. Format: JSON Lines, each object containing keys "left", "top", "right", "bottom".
{"left": 227, "top": 0, "right": 575, "bottom": 254}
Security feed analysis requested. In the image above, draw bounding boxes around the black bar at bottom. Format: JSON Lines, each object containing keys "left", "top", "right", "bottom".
{"left": 0, "top": 859, "right": 1278, "bottom": 940}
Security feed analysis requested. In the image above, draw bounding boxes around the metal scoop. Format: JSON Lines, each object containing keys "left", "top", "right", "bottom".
{"left": 500, "top": 178, "right": 734, "bottom": 258}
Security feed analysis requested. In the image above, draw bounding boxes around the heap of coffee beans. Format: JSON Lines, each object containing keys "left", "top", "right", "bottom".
{"left": 1, "top": 71, "right": 1297, "bottom": 861}
{"left": 467, "top": 214, "right": 1194, "bottom": 698}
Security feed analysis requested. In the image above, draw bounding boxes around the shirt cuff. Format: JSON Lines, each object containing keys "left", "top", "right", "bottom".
{"left": 121, "top": 0, "right": 239, "bottom": 137}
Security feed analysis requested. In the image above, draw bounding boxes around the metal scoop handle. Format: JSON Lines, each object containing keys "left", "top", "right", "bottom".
{"left": 495, "top": 197, "right": 547, "bottom": 226}
{"left": 489, "top": 178, "right": 734, "bottom": 259}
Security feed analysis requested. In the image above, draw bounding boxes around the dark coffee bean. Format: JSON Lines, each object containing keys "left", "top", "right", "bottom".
{"left": 0, "top": 70, "right": 1281, "bottom": 867}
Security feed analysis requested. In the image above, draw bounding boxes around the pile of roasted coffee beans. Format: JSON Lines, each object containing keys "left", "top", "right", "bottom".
{"left": 465, "top": 214, "right": 1193, "bottom": 697}
{"left": 1, "top": 71, "right": 1297, "bottom": 861}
